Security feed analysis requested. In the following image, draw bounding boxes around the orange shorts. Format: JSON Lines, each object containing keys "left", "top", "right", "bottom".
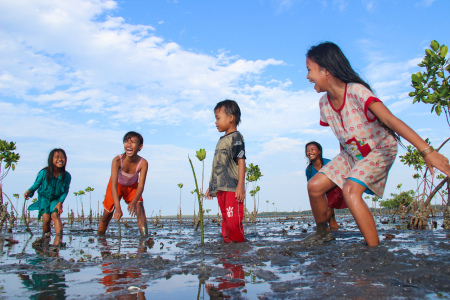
{"left": 103, "top": 179, "right": 143, "bottom": 212}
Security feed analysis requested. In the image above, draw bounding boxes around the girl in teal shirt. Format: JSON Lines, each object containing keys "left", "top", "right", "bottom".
{"left": 24, "top": 148, "right": 71, "bottom": 246}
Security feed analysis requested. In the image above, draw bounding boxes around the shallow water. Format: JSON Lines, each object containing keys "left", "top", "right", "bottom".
{"left": 0, "top": 216, "right": 449, "bottom": 299}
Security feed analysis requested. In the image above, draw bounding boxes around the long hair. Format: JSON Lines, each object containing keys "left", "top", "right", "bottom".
{"left": 307, "top": 42, "right": 401, "bottom": 144}
{"left": 44, "top": 148, "right": 67, "bottom": 183}
{"left": 305, "top": 141, "right": 324, "bottom": 179}
{"left": 307, "top": 42, "right": 371, "bottom": 91}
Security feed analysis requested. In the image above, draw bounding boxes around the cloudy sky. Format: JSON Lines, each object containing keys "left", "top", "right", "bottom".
{"left": 1, "top": 0, "right": 449, "bottom": 218}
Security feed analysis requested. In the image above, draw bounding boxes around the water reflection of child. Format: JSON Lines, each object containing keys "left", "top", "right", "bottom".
{"left": 24, "top": 148, "right": 71, "bottom": 246}
{"left": 305, "top": 42, "right": 450, "bottom": 246}
{"left": 205, "top": 100, "right": 246, "bottom": 243}
{"left": 206, "top": 263, "right": 245, "bottom": 298}
{"left": 18, "top": 272, "right": 67, "bottom": 299}
{"left": 97, "top": 131, "right": 149, "bottom": 237}
{"left": 305, "top": 141, "right": 346, "bottom": 229}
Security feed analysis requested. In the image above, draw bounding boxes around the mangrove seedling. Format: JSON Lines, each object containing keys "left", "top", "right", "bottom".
{"left": 189, "top": 148, "right": 206, "bottom": 245}
{"left": 178, "top": 183, "right": 183, "bottom": 224}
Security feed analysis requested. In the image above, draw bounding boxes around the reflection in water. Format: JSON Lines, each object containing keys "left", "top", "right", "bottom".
{"left": 206, "top": 263, "right": 245, "bottom": 299}
{"left": 100, "top": 262, "right": 146, "bottom": 299}
{"left": 19, "top": 272, "right": 67, "bottom": 300}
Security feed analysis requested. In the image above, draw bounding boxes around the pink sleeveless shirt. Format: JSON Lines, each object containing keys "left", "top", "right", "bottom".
{"left": 117, "top": 155, "right": 143, "bottom": 186}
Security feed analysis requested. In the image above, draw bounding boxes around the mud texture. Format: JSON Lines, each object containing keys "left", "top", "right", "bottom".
{"left": 0, "top": 216, "right": 449, "bottom": 299}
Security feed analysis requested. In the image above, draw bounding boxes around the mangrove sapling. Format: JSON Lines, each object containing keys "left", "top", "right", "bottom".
{"left": 85, "top": 186, "right": 94, "bottom": 226}
{"left": 188, "top": 148, "right": 206, "bottom": 245}
{"left": 246, "top": 163, "right": 263, "bottom": 222}
{"left": 21, "top": 197, "right": 33, "bottom": 235}
{"left": 178, "top": 183, "right": 183, "bottom": 225}
{"left": 0, "top": 140, "right": 20, "bottom": 207}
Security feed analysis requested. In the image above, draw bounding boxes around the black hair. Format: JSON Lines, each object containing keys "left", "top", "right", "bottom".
{"left": 306, "top": 41, "right": 372, "bottom": 91}
{"left": 214, "top": 99, "right": 241, "bottom": 126}
{"left": 307, "top": 41, "right": 402, "bottom": 144}
{"left": 123, "top": 131, "right": 144, "bottom": 145}
{"left": 305, "top": 141, "right": 324, "bottom": 179}
{"left": 44, "top": 148, "right": 67, "bottom": 183}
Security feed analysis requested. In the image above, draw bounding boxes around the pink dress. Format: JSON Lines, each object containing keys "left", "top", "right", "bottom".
{"left": 319, "top": 83, "right": 397, "bottom": 198}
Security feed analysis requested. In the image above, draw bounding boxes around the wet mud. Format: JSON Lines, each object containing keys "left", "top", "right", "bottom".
{"left": 0, "top": 216, "right": 449, "bottom": 299}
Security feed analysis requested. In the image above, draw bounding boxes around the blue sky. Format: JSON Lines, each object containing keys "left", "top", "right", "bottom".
{"left": 1, "top": 0, "right": 449, "bottom": 217}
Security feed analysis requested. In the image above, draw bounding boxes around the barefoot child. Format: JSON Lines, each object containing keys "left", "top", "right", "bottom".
{"left": 305, "top": 141, "right": 346, "bottom": 229}
{"left": 97, "top": 131, "right": 149, "bottom": 236}
{"left": 305, "top": 42, "right": 450, "bottom": 246}
{"left": 205, "top": 100, "right": 246, "bottom": 243}
{"left": 24, "top": 148, "right": 71, "bottom": 246}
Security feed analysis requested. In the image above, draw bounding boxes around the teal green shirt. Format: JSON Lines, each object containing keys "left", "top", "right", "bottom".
{"left": 27, "top": 169, "right": 71, "bottom": 218}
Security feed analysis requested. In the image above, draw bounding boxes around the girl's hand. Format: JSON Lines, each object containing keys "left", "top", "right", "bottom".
{"left": 424, "top": 151, "right": 450, "bottom": 177}
{"left": 235, "top": 185, "right": 245, "bottom": 202}
{"left": 128, "top": 201, "right": 138, "bottom": 217}
{"left": 24, "top": 190, "right": 30, "bottom": 200}
{"left": 55, "top": 202, "right": 63, "bottom": 214}
{"left": 114, "top": 207, "right": 123, "bottom": 221}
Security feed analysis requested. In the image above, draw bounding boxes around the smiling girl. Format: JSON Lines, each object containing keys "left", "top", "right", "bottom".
{"left": 305, "top": 42, "right": 450, "bottom": 246}
{"left": 97, "top": 131, "right": 149, "bottom": 236}
{"left": 305, "top": 141, "right": 346, "bottom": 230}
{"left": 25, "top": 148, "right": 71, "bottom": 246}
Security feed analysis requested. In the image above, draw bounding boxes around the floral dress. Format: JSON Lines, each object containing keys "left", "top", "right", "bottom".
{"left": 319, "top": 83, "right": 397, "bottom": 198}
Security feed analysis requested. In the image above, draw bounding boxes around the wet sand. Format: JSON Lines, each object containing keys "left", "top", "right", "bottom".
{"left": 0, "top": 216, "right": 449, "bottom": 299}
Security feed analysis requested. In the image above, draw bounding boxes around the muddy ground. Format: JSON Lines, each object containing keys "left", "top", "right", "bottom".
{"left": 0, "top": 215, "right": 449, "bottom": 299}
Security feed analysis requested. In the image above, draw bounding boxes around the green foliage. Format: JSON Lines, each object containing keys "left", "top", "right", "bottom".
{"left": 399, "top": 138, "right": 431, "bottom": 172}
{"left": 13, "top": 193, "right": 19, "bottom": 199}
{"left": 380, "top": 190, "right": 415, "bottom": 209}
{"left": 409, "top": 40, "right": 450, "bottom": 122}
{"left": 32, "top": 198, "right": 37, "bottom": 204}
{"left": 246, "top": 163, "right": 262, "bottom": 182}
{"left": 85, "top": 186, "right": 94, "bottom": 193}
{"left": 0, "top": 140, "right": 20, "bottom": 178}
{"left": 249, "top": 186, "right": 260, "bottom": 197}
{"left": 178, "top": 183, "right": 184, "bottom": 189}
{"left": 195, "top": 149, "right": 206, "bottom": 161}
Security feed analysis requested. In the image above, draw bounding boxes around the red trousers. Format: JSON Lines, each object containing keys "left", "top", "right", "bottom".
{"left": 217, "top": 191, "right": 245, "bottom": 243}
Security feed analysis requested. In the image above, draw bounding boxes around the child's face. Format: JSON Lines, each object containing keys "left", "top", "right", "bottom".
{"left": 306, "top": 58, "right": 327, "bottom": 93}
{"left": 52, "top": 151, "right": 66, "bottom": 169}
{"left": 306, "top": 144, "right": 321, "bottom": 162}
{"left": 124, "top": 136, "right": 142, "bottom": 157}
{"left": 215, "top": 107, "right": 233, "bottom": 133}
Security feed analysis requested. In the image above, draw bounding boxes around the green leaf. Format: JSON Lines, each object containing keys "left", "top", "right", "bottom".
{"left": 439, "top": 45, "right": 448, "bottom": 58}
{"left": 11, "top": 164, "right": 15, "bottom": 171}
{"left": 436, "top": 104, "right": 442, "bottom": 116}
{"left": 408, "top": 92, "right": 416, "bottom": 97}
{"left": 430, "top": 40, "right": 439, "bottom": 51}
{"left": 411, "top": 73, "right": 419, "bottom": 83}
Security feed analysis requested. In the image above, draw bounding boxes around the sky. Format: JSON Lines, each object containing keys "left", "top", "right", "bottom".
{"left": 1, "top": 0, "right": 449, "bottom": 218}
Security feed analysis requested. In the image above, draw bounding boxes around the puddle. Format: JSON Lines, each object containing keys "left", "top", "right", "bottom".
{"left": 0, "top": 216, "right": 449, "bottom": 299}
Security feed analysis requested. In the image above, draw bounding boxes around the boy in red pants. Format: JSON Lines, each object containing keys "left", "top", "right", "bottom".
{"left": 206, "top": 100, "right": 246, "bottom": 243}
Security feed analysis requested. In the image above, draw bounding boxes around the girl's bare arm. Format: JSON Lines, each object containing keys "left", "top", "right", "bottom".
{"left": 370, "top": 101, "right": 450, "bottom": 176}
{"left": 110, "top": 156, "right": 122, "bottom": 220}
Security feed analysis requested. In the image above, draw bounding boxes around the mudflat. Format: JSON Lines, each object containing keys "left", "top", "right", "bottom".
{"left": 0, "top": 216, "right": 449, "bottom": 299}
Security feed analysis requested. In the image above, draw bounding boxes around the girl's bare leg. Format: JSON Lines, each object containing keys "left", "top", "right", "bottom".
{"left": 327, "top": 208, "right": 339, "bottom": 229}
{"left": 305, "top": 174, "right": 337, "bottom": 243}
{"left": 136, "top": 202, "right": 148, "bottom": 237}
{"left": 97, "top": 209, "right": 114, "bottom": 235}
{"left": 51, "top": 212, "right": 63, "bottom": 245}
{"left": 342, "top": 180, "right": 379, "bottom": 246}
{"left": 42, "top": 214, "right": 51, "bottom": 235}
